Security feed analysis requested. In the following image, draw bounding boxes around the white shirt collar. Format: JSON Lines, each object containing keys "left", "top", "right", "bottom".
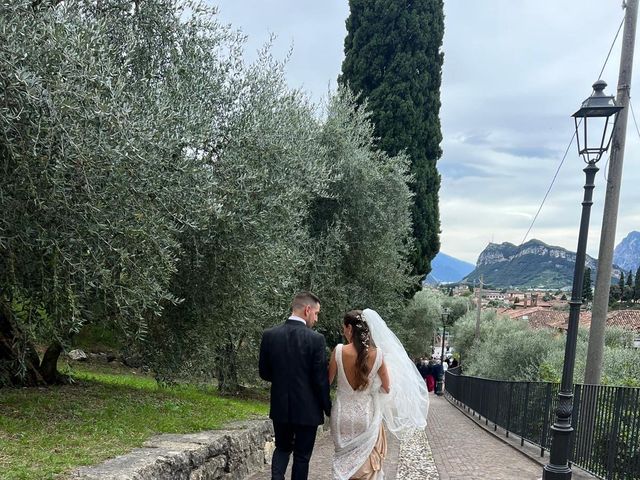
{"left": 288, "top": 315, "right": 307, "bottom": 325}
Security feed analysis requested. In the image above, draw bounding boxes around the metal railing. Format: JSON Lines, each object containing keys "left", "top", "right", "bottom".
{"left": 445, "top": 367, "right": 640, "bottom": 480}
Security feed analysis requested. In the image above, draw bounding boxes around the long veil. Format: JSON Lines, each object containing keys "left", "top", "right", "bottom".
{"left": 363, "top": 308, "right": 429, "bottom": 439}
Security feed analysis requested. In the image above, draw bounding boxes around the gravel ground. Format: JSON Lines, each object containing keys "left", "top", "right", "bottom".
{"left": 397, "top": 428, "right": 439, "bottom": 480}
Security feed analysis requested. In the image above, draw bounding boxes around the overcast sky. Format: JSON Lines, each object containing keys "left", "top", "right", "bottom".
{"left": 211, "top": 1, "right": 640, "bottom": 265}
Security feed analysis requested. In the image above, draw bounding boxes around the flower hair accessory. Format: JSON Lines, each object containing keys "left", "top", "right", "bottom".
{"left": 355, "top": 313, "right": 370, "bottom": 349}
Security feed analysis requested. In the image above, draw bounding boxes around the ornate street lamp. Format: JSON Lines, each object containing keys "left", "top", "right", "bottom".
{"left": 573, "top": 80, "right": 623, "bottom": 163}
{"left": 440, "top": 308, "right": 450, "bottom": 362}
{"left": 543, "top": 80, "right": 622, "bottom": 480}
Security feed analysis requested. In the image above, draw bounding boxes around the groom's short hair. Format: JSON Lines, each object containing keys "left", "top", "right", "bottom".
{"left": 291, "top": 291, "right": 320, "bottom": 310}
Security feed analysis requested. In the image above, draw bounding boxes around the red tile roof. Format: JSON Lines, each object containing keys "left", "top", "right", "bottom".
{"left": 607, "top": 310, "right": 640, "bottom": 332}
{"left": 497, "top": 308, "right": 640, "bottom": 333}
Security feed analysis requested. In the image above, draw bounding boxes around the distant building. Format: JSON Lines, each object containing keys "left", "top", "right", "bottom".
{"left": 484, "top": 290, "right": 507, "bottom": 301}
{"left": 497, "top": 308, "right": 640, "bottom": 347}
{"left": 489, "top": 291, "right": 553, "bottom": 309}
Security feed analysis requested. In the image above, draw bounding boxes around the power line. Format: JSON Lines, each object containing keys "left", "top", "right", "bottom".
{"left": 520, "top": 132, "right": 575, "bottom": 245}
{"left": 629, "top": 99, "right": 640, "bottom": 140}
{"left": 519, "top": 14, "right": 625, "bottom": 246}
{"left": 472, "top": 13, "right": 628, "bottom": 293}
{"left": 598, "top": 15, "right": 625, "bottom": 81}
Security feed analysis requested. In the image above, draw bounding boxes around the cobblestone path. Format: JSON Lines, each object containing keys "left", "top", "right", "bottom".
{"left": 246, "top": 420, "right": 438, "bottom": 479}
{"left": 248, "top": 394, "right": 597, "bottom": 480}
{"left": 426, "top": 394, "right": 541, "bottom": 480}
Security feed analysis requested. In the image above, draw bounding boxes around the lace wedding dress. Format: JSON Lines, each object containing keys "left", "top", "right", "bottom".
{"left": 331, "top": 343, "right": 386, "bottom": 480}
{"left": 330, "top": 309, "right": 430, "bottom": 480}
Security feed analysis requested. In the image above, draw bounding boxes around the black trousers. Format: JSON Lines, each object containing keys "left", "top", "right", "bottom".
{"left": 271, "top": 422, "right": 318, "bottom": 480}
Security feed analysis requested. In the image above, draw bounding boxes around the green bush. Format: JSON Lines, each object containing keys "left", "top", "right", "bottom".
{"left": 394, "top": 289, "right": 473, "bottom": 357}
{"left": 453, "top": 313, "right": 557, "bottom": 381}
{"left": 452, "top": 314, "right": 640, "bottom": 386}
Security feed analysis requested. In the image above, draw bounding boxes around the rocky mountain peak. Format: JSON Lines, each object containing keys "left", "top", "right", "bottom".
{"left": 613, "top": 231, "right": 640, "bottom": 273}
{"left": 467, "top": 239, "right": 619, "bottom": 289}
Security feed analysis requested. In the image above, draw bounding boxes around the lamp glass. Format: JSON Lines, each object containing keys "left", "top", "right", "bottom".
{"left": 572, "top": 80, "right": 622, "bottom": 163}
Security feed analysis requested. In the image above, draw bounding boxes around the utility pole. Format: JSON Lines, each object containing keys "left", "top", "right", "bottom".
{"left": 474, "top": 275, "right": 483, "bottom": 340}
{"left": 585, "top": 0, "right": 638, "bottom": 385}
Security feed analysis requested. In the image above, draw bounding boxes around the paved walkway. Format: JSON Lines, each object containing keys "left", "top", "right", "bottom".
{"left": 248, "top": 393, "right": 548, "bottom": 480}
{"left": 427, "top": 394, "right": 542, "bottom": 480}
{"left": 247, "top": 428, "right": 401, "bottom": 480}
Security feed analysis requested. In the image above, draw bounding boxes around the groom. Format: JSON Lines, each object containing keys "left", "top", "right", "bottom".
{"left": 259, "top": 291, "right": 332, "bottom": 480}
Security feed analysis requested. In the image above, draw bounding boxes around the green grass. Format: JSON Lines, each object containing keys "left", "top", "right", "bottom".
{"left": 0, "top": 364, "right": 269, "bottom": 480}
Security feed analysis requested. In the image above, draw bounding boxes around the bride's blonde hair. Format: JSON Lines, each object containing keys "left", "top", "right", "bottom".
{"left": 344, "top": 310, "right": 371, "bottom": 390}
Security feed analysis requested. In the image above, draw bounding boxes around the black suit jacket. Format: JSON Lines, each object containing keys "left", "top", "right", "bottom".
{"left": 259, "top": 319, "right": 332, "bottom": 426}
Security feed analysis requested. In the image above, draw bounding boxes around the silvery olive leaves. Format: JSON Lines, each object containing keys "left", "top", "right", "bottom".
{"left": 0, "top": 1, "right": 417, "bottom": 390}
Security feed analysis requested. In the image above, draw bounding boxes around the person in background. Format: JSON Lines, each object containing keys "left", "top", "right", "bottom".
{"left": 432, "top": 359, "right": 444, "bottom": 396}
{"left": 425, "top": 358, "right": 436, "bottom": 393}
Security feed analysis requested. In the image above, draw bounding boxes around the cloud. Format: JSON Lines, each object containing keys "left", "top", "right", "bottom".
{"left": 457, "top": 132, "right": 492, "bottom": 146}
{"left": 492, "top": 146, "right": 562, "bottom": 159}
{"left": 211, "top": 0, "right": 348, "bottom": 105}
{"left": 439, "top": 161, "right": 505, "bottom": 180}
{"left": 208, "top": 0, "right": 640, "bottom": 264}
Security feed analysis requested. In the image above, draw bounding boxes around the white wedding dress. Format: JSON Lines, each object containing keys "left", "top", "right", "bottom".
{"left": 330, "top": 309, "right": 430, "bottom": 480}
{"left": 331, "top": 343, "right": 385, "bottom": 480}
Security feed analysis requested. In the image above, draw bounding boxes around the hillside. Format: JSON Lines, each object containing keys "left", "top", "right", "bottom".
{"left": 464, "top": 239, "right": 621, "bottom": 289}
{"left": 424, "top": 252, "right": 475, "bottom": 284}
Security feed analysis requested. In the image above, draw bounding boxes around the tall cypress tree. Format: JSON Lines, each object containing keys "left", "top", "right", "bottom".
{"left": 634, "top": 266, "right": 640, "bottom": 302}
{"left": 340, "top": 0, "right": 445, "bottom": 276}
{"left": 619, "top": 271, "right": 625, "bottom": 292}
{"left": 623, "top": 269, "right": 634, "bottom": 302}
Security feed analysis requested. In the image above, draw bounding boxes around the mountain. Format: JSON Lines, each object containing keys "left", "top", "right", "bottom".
{"left": 424, "top": 252, "right": 475, "bottom": 284}
{"left": 613, "top": 231, "right": 640, "bottom": 274}
{"left": 464, "top": 239, "right": 622, "bottom": 289}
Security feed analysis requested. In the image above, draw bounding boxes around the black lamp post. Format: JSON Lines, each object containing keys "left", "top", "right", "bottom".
{"left": 543, "top": 80, "right": 622, "bottom": 480}
{"left": 436, "top": 308, "right": 450, "bottom": 395}
{"left": 440, "top": 308, "right": 449, "bottom": 364}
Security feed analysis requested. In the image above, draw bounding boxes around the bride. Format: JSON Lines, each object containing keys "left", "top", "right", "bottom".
{"left": 328, "top": 309, "right": 429, "bottom": 480}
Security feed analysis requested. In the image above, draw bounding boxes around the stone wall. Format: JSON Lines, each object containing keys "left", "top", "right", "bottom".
{"left": 70, "top": 419, "right": 274, "bottom": 480}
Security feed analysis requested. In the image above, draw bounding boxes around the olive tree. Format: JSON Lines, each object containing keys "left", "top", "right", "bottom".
{"left": 398, "top": 289, "right": 443, "bottom": 357}
{"left": 148, "top": 87, "right": 416, "bottom": 392}
{"left": 1, "top": 1, "right": 420, "bottom": 391}
{"left": 144, "top": 50, "right": 333, "bottom": 391}
{"left": 0, "top": 0, "right": 236, "bottom": 385}
{"left": 306, "top": 89, "right": 416, "bottom": 348}
{"left": 393, "top": 289, "right": 472, "bottom": 358}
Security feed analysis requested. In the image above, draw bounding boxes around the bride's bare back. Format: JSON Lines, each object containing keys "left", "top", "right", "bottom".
{"left": 341, "top": 344, "right": 376, "bottom": 389}
{"left": 329, "top": 343, "right": 390, "bottom": 392}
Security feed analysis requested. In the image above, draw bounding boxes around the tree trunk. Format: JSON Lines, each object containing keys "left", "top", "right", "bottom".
{"left": 214, "top": 341, "right": 239, "bottom": 394}
{"left": 39, "top": 341, "right": 68, "bottom": 384}
{"left": 0, "top": 300, "right": 45, "bottom": 386}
